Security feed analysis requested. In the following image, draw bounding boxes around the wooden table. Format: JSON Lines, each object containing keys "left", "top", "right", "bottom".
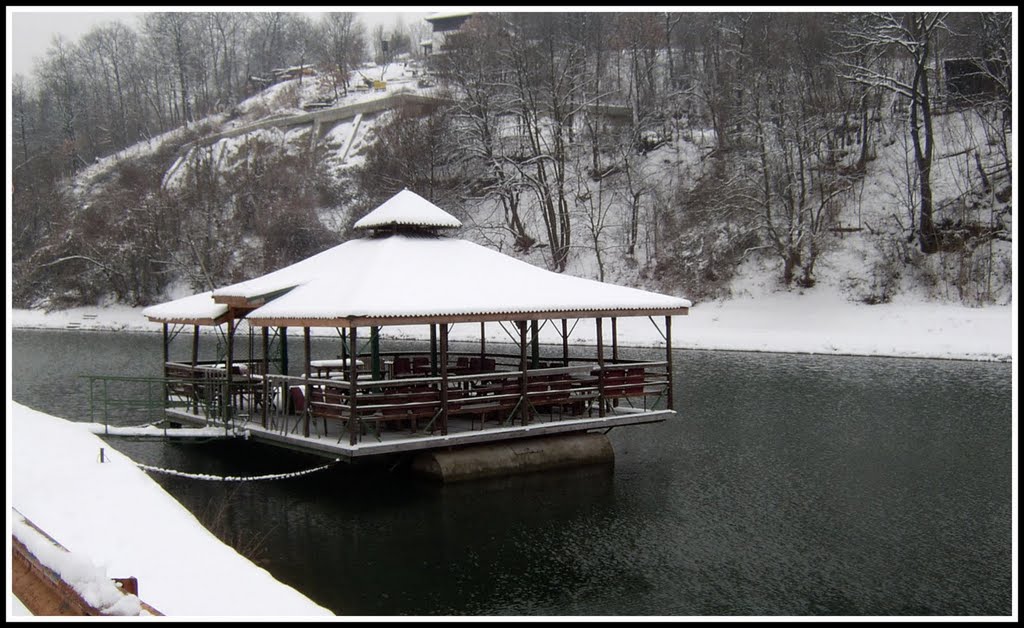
{"left": 309, "top": 358, "right": 365, "bottom": 378}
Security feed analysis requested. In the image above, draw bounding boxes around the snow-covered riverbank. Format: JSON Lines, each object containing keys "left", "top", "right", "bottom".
{"left": 10, "top": 290, "right": 1015, "bottom": 362}
{"left": 8, "top": 402, "right": 334, "bottom": 617}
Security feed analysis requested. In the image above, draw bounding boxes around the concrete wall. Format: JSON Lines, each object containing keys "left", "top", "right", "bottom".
{"left": 410, "top": 432, "right": 614, "bottom": 483}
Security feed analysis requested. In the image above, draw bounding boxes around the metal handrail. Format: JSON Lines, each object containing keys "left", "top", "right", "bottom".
{"left": 151, "top": 357, "right": 671, "bottom": 444}
{"left": 81, "top": 375, "right": 173, "bottom": 434}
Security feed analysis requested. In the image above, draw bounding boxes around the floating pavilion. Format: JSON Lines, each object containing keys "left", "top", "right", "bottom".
{"left": 143, "top": 190, "right": 691, "bottom": 475}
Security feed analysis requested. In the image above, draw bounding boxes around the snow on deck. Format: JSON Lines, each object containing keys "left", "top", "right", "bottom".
{"left": 13, "top": 510, "right": 148, "bottom": 615}
{"left": 9, "top": 402, "right": 334, "bottom": 617}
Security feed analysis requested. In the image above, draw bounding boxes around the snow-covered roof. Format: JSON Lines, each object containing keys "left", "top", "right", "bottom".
{"left": 205, "top": 190, "right": 463, "bottom": 306}
{"left": 211, "top": 242, "right": 350, "bottom": 305}
{"left": 142, "top": 291, "right": 230, "bottom": 325}
{"left": 244, "top": 234, "right": 690, "bottom": 327}
{"left": 146, "top": 190, "right": 689, "bottom": 326}
{"left": 425, "top": 11, "right": 474, "bottom": 22}
{"left": 353, "top": 189, "right": 462, "bottom": 230}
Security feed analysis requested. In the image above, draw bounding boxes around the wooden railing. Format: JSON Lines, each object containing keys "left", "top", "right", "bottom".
{"left": 164, "top": 359, "right": 670, "bottom": 444}
{"left": 163, "top": 361, "right": 267, "bottom": 425}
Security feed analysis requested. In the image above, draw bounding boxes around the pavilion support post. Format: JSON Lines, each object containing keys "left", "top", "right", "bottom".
{"left": 519, "top": 320, "right": 530, "bottom": 425}
{"left": 303, "top": 327, "right": 311, "bottom": 438}
{"left": 611, "top": 317, "right": 618, "bottom": 363}
{"left": 349, "top": 327, "right": 359, "bottom": 446}
{"left": 430, "top": 324, "right": 438, "bottom": 376}
{"left": 189, "top": 325, "right": 200, "bottom": 413}
{"left": 480, "top": 321, "right": 486, "bottom": 358}
{"left": 261, "top": 327, "right": 269, "bottom": 429}
{"left": 440, "top": 324, "right": 449, "bottom": 436}
{"left": 561, "top": 319, "right": 569, "bottom": 367}
{"left": 665, "top": 315, "right": 674, "bottom": 411}
{"left": 162, "top": 323, "right": 170, "bottom": 406}
{"left": 226, "top": 315, "right": 235, "bottom": 425}
{"left": 340, "top": 328, "right": 347, "bottom": 361}
{"left": 596, "top": 318, "right": 605, "bottom": 418}
{"left": 370, "top": 326, "right": 381, "bottom": 380}
{"left": 279, "top": 327, "right": 288, "bottom": 376}
{"left": 261, "top": 327, "right": 269, "bottom": 375}
{"left": 530, "top": 320, "right": 540, "bottom": 368}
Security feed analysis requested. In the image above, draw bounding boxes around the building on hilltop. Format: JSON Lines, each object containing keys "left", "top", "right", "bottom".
{"left": 424, "top": 11, "right": 475, "bottom": 55}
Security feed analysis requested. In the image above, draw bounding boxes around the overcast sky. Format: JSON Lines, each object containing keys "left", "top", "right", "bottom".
{"left": 8, "top": 8, "right": 435, "bottom": 78}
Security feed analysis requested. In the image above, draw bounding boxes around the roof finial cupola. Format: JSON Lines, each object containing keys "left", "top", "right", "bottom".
{"left": 354, "top": 189, "right": 462, "bottom": 237}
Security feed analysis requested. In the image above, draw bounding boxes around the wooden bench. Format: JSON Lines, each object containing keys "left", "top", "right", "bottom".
{"left": 600, "top": 367, "right": 648, "bottom": 409}
{"left": 306, "top": 384, "right": 439, "bottom": 438}
{"left": 307, "top": 385, "right": 345, "bottom": 420}
{"left": 527, "top": 374, "right": 590, "bottom": 418}
{"left": 448, "top": 387, "right": 522, "bottom": 429}
{"left": 345, "top": 384, "right": 444, "bottom": 435}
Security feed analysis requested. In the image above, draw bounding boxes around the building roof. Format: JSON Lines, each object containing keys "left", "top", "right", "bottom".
{"left": 142, "top": 291, "right": 230, "bottom": 326}
{"left": 353, "top": 189, "right": 462, "bottom": 230}
{"left": 244, "top": 234, "right": 690, "bottom": 328}
{"left": 425, "top": 11, "right": 474, "bottom": 22}
{"left": 144, "top": 190, "right": 690, "bottom": 327}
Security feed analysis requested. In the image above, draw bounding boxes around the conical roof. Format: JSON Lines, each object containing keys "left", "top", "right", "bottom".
{"left": 353, "top": 189, "right": 462, "bottom": 230}
{"left": 244, "top": 235, "right": 690, "bottom": 327}
{"left": 144, "top": 190, "right": 690, "bottom": 326}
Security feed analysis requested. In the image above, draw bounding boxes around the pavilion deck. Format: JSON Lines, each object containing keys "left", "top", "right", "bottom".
{"left": 160, "top": 354, "right": 673, "bottom": 460}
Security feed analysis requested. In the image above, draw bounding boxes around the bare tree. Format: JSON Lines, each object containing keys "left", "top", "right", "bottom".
{"left": 839, "top": 12, "right": 949, "bottom": 253}
{"left": 80, "top": 22, "right": 139, "bottom": 148}
{"left": 37, "top": 35, "right": 84, "bottom": 174}
{"left": 316, "top": 13, "right": 366, "bottom": 100}
{"left": 435, "top": 14, "right": 535, "bottom": 250}
{"left": 143, "top": 12, "right": 199, "bottom": 126}
{"left": 504, "top": 13, "right": 588, "bottom": 272}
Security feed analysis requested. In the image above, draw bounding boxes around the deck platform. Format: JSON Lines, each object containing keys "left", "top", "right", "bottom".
{"left": 165, "top": 406, "right": 672, "bottom": 460}
{"left": 160, "top": 353, "right": 675, "bottom": 461}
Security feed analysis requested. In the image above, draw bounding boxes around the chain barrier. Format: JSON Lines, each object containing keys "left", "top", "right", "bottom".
{"left": 133, "top": 459, "right": 340, "bottom": 482}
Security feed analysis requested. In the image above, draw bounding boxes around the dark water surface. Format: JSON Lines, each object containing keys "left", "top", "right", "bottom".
{"left": 11, "top": 329, "right": 1013, "bottom": 616}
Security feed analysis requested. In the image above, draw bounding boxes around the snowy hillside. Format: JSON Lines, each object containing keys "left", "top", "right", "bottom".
{"left": 15, "top": 17, "right": 1013, "bottom": 317}
{"left": 58, "top": 67, "right": 1013, "bottom": 314}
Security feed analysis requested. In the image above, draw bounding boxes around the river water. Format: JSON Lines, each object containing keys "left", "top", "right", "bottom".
{"left": 10, "top": 329, "right": 1013, "bottom": 616}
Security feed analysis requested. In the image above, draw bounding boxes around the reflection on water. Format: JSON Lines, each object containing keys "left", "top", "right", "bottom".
{"left": 11, "top": 330, "right": 1013, "bottom": 616}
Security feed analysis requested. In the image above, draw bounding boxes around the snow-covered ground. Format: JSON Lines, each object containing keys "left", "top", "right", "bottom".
{"left": 8, "top": 402, "right": 334, "bottom": 617}
{"left": 10, "top": 287, "right": 1014, "bottom": 362}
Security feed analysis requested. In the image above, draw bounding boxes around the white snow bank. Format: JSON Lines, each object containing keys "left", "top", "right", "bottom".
{"left": 13, "top": 511, "right": 147, "bottom": 616}
{"left": 78, "top": 423, "right": 228, "bottom": 438}
{"left": 12, "top": 288, "right": 1011, "bottom": 362}
{"left": 9, "top": 402, "right": 334, "bottom": 617}
{"left": 665, "top": 290, "right": 1013, "bottom": 362}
